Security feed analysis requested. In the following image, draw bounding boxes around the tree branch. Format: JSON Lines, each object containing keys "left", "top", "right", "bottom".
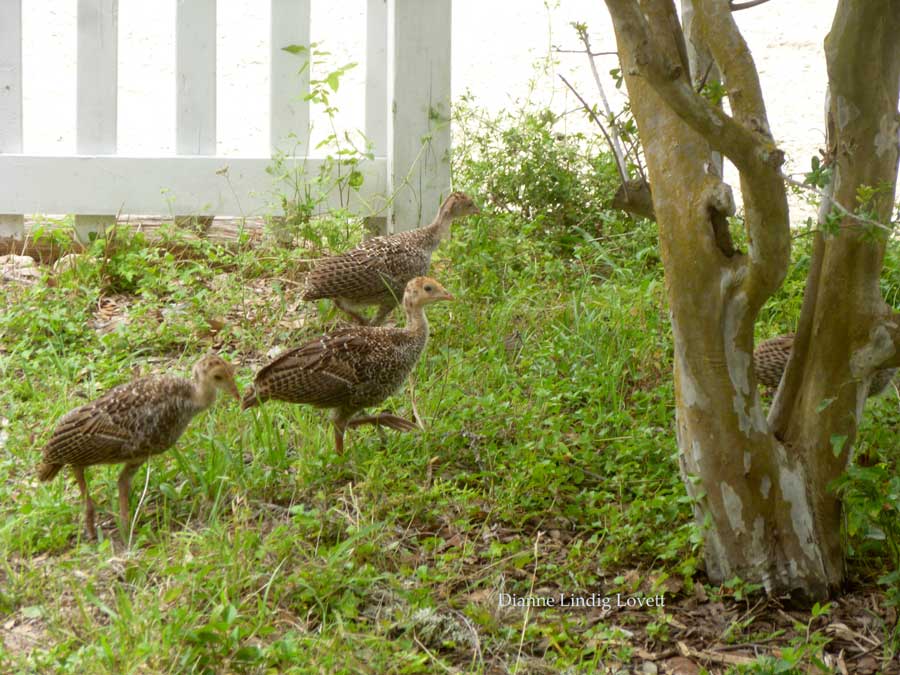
{"left": 553, "top": 47, "right": 618, "bottom": 56}
{"left": 694, "top": 0, "right": 790, "bottom": 308}
{"left": 604, "top": 0, "right": 779, "bottom": 176}
{"left": 606, "top": 0, "right": 789, "bottom": 309}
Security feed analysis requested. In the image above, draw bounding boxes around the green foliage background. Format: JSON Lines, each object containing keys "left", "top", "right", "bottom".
{"left": 0, "top": 93, "right": 898, "bottom": 673}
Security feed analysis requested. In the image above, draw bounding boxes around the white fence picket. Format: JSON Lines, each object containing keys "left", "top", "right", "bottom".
{"left": 366, "top": 0, "right": 387, "bottom": 157}
{"left": 176, "top": 0, "right": 216, "bottom": 155}
{"left": 365, "top": 0, "right": 389, "bottom": 226}
{"left": 270, "top": 0, "right": 311, "bottom": 155}
{"left": 387, "top": 0, "right": 452, "bottom": 232}
{"left": 76, "top": 0, "right": 119, "bottom": 239}
{"left": 0, "top": 2, "right": 451, "bottom": 235}
{"left": 0, "top": 0, "right": 24, "bottom": 238}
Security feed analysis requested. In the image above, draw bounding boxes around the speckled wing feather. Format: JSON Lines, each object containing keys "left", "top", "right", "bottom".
{"left": 754, "top": 333, "right": 897, "bottom": 396}
{"left": 753, "top": 334, "right": 794, "bottom": 389}
{"left": 252, "top": 331, "right": 367, "bottom": 407}
{"left": 302, "top": 231, "right": 432, "bottom": 302}
{"left": 42, "top": 408, "right": 131, "bottom": 466}
{"left": 42, "top": 377, "right": 200, "bottom": 466}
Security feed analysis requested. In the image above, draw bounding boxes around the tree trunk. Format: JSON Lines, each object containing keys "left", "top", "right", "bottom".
{"left": 770, "top": 0, "right": 900, "bottom": 583}
{"left": 602, "top": 0, "right": 900, "bottom": 599}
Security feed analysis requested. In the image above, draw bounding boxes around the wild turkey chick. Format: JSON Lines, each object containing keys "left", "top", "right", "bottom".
{"left": 302, "top": 192, "right": 477, "bottom": 325}
{"left": 244, "top": 276, "right": 453, "bottom": 453}
{"left": 37, "top": 355, "right": 239, "bottom": 541}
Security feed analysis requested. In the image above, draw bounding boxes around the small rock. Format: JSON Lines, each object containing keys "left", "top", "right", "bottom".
{"left": 161, "top": 302, "right": 189, "bottom": 320}
{"left": 641, "top": 662, "right": 658, "bottom": 675}
{"left": 0, "top": 254, "right": 40, "bottom": 283}
{"left": 664, "top": 657, "right": 700, "bottom": 675}
{"left": 52, "top": 253, "right": 82, "bottom": 274}
{"left": 0, "top": 254, "right": 35, "bottom": 267}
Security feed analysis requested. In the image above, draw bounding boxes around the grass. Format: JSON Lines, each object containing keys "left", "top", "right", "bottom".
{"left": 1, "top": 206, "right": 898, "bottom": 672}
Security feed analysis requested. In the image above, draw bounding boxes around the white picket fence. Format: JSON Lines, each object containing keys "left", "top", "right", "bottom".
{"left": 0, "top": 0, "right": 451, "bottom": 238}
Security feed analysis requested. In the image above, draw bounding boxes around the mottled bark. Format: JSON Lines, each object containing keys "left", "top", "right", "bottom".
{"left": 770, "top": 0, "right": 900, "bottom": 584}
{"left": 603, "top": 0, "right": 900, "bottom": 599}
{"left": 681, "top": 0, "right": 723, "bottom": 176}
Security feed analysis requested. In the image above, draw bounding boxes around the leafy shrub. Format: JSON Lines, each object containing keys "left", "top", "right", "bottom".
{"left": 453, "top": 95, "right": 621, "bottom": 252}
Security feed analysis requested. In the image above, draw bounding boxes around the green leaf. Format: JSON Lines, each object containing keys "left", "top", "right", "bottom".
{"left": 816, "top": 397, "right": 835, "bottom": 412}
{"left": 282, "top": 44, "right": 307, "bottom": 55}
{"left": 348, "top": 170, "right": 364, "bottom": 190}
{"left": 326, "top": 71, "right": 341, "bottom": 92}
{"left": 21, "top": 606, "right": 43, "bottom": 619}
{"left": 830, "top": 434, "right": 848, "bottom": 457}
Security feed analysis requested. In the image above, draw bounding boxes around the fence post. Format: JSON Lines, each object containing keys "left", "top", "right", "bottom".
{"left": 76, "top": 0, "right": 119, "bottom": 241}
{"left": 365, "top": 0, "right": 388, "bottom": 233}
{"left": 387, "top": 0, "right": 451, "bottom": 232}
{"left": 0, "top": 0, "right": 24, "bottom": 239}
{"left": 270, "top": 0, "right": 311, "bottom": 156}
{"left": 176, "top": 0, "right": 216, "bottom": 230}
{"left": 269, "top": 0, "right": 311, "bottom": 241}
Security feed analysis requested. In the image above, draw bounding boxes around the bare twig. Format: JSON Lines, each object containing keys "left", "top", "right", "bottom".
{"left": 696, "top": 59, "right": 716, "bottom": 93}
{"left": 554, "top": 47, "right": 618, "bottom": 57}
{"left": 730, "top": 0, "right": 772, "bottom": 11}
{"left": 450, "top": 608, "right": 485, "bottom": 670}
{"left": 558, "top": 74, "right": 629, "bottom": 187}
{"left": 572, "top": 24, "right": 630, "bottom": 178}
{"left": 782, "top": 173, "right": 898, "bottom": 234}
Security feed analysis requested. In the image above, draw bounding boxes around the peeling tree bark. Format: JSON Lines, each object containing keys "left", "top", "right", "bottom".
{"left": 602, "top": 0, "right": 900, "bottom": 599}
{"left": 770, "top": 0, "right": 900, "bottom": 585}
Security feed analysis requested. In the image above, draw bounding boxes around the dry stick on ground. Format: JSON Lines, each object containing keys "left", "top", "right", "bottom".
{"left": 513, "top": 532, "right": 543, "bottom": 674}
{"left": 450, "top": 608, "right": 485, "bottom": 670}
{"left": 412, "top": 635, "right": 453, "bottom": 674}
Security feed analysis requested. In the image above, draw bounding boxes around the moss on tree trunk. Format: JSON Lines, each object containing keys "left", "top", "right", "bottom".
{"left": 603, "top": 0, "right": 900, "bottom": 600}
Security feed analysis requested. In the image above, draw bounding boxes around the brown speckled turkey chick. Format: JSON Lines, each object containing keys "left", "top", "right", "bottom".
{"left": 243, "top": 276, "right": 452, "bottom": 454}
{"left": 753, "top": 334, "right": 897, "bottom": 396}
{"left": 37, "top": 355, "right": 239, "bottom": 540}
{"left": 302, "top": 192, "right": 478, "bottom": 325}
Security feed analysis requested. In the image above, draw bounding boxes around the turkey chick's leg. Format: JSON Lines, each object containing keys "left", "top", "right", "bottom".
{"left": 334, "top": 298, "right": 372, "bottom": 325}
{"left": 73, "top": 466, "right": 97, "bottom": 540}
{"left": 370, "top": 302, "right": 396, "bottom": 327}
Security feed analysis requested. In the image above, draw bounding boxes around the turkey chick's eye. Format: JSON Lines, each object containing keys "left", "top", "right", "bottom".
{"left": 424, "top": 285, "right": 433, "bottom": 292}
